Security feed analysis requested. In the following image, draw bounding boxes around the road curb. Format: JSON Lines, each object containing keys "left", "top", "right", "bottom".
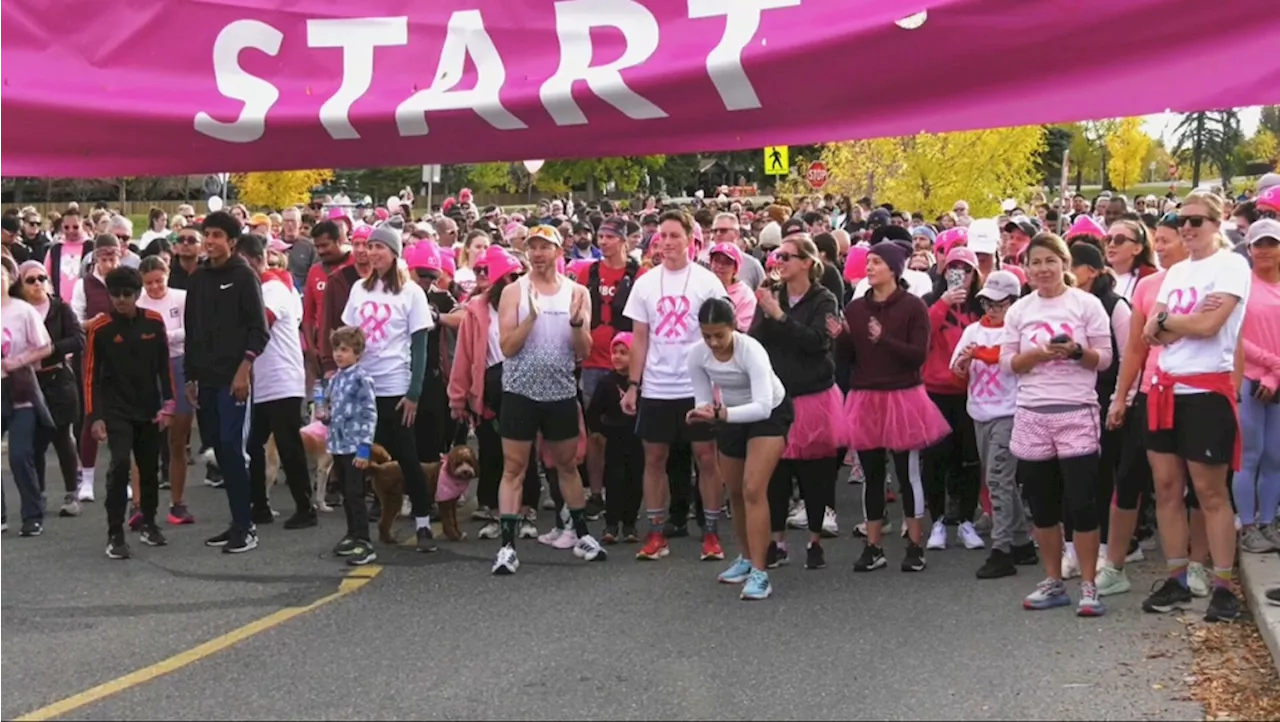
{"left": 1239, "top": 550, "right": 1280, "bottom": 674}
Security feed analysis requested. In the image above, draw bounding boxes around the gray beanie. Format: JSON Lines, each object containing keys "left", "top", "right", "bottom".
{"left": 369, "top": 225, "right": 403, "bottom": 257}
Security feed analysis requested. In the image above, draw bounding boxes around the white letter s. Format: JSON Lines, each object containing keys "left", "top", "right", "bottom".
{"left": 194, "top": 20, "right": 284, "bottom": 143}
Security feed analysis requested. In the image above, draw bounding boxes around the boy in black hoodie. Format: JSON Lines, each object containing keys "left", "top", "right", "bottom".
{"left": 184, "top": 211, "right": 270, "bottom": 554}
{"left": 584, "top": 332, "right": 643, "bottom": 543}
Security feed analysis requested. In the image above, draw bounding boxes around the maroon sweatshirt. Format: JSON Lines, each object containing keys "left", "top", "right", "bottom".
{"left": 838, "top": 287, "right": 931, "bottom": 391}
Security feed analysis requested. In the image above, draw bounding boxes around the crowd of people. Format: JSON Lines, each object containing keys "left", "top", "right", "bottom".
{"left": 2, "top": 174, "right": 1279, "bottom": 619}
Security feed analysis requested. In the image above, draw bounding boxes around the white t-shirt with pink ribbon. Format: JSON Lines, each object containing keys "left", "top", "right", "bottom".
{"left": 342, "top": 276, "right": 433, "bottom": 397}
{"left": 254, "top": 278, "right": 306, "bottom": 404}
{"left": 2, "top": 299, "right": 52, "bottom": 407}
{"left": 1155, "top": 250, "right": 1251, "bottom": 394}
{"left": 999, "top": 287, "right": 1113, "bottom": 409}
{"left": 623, "top": 262, "right": 726, "bottom": 400}
{"left": 951, "top": 321, "right": 1017, "bottom": 423}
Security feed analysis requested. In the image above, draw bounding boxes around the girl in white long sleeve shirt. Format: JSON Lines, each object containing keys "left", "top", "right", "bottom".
{"left": 686, "top": 298, "right": 790, "bottom": 601}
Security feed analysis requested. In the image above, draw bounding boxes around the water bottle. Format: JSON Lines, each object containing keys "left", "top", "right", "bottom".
{"left": 312, "top": 380, "right": 328, "bottom": 422}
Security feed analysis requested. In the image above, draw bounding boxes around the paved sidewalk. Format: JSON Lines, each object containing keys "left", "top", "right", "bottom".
{"left": 1240, "top": 550, "right": 1280, "bottom": 673}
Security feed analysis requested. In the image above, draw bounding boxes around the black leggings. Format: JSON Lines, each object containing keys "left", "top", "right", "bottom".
{"left": 767, "top": 457, "right": 838, "bottom": 533}
{"left": 1066, "top": 408, "right": 1119, "bottom": 542}
{"left": 414, "top": 373, "right": 452, "bottom": 462}
{"left": 921, "top": 392, "right": 981, "bottom": 524}
{"left": 248, "top": 397, "right": 313, "bottom": 514}
{"left": 373, "top": 396, "right": 431, "bottom": 518}
{"left": 1113, "top": 397, "right": 1153, "bottom": 511}
{"left": 34, "top": 421, "right": 79, "bottom": 494}
{"left": 858, "top": 449, "right": 923, "bottom": 523}
{"left": 1018, "top": 454, "right": 1101, "bottom": 531}
{"left": 666, "top": 442, "right": 700, "bottom": 526}
{"left": 474, "top": 417, "right": 541, "bottom": 511}
{"left": 604, "top": 435, "right": 643, "bottom": 526}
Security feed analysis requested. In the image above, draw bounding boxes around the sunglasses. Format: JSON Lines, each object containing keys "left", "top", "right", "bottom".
{"left": 1107, "top": 234, "right": 1136, "bottom": 246}
{"left": 62, "top": 225, "right": 80, "bottom": 232}
{"left": 712, "top": 227, "right": 736, "bottom": 235}
{"left": 414, "top": 268, "right": 440, "bottom": 280}
{"left": 773, "top": 252, "right": 797, "bottom": 262}
{"left": 115, "top": 234, "right": 131, "bottom": 243}
{"left": 177, "top": 235, "right": 201, "bottom": 245}
{"left": 1177, "top": 215, "right": 1208, "bottom": 228}
{"left": 108, "top": 288, "right": 137, "bottom": 299}
{"left": 24, "top": 220, "right": 40, "bottom": 226}
{"left": 1260, "top": 209, "right": 1278, "bottom": 220}
{"left": 23, "top": 274, "right": 48, "bottom": 285}
{"left": 979, "top": 297, "right": 1012, "bottom": 309}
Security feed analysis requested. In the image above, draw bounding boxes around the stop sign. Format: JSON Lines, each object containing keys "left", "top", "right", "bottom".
{"left": 807, "top": 162, "right": 828, "bottom": 189}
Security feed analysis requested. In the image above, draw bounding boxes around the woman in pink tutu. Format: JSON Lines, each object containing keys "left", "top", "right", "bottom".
{"left": 828, "top": 240, "right": 951, "bottom": 573}
{"left": 751, "top": 234, "right": 842, "bottom": 571}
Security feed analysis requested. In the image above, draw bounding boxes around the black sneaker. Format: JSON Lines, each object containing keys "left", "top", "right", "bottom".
{"left": 901, "top": 543, "right": 927, "bottom": 572}
{"left": 204, "top": 528, "right": 233, "bottom": 547}
{"left": 976, "top": 548, "right": 1017, "bottom": 579}
{"left": 252, "top": 505, "right": 277, "bottom": 525}
{"left": 222, "top": 527, "right": 259, "bottom": 554}
{"left": 853, "top": 543, "right": 887, "bottom": 572}
{"left": 204, "top": 463, "right": 224, "bottom": 488}
{"left": 584, "top": 495, "right": 605, "bottom": 522}
{"left": 1142, "top": 578, "right": 1192, "bottom": 614}
{"left": 283, "top": 510, "right": 318, "bottom": 530}
{"left": 1267, "top": 587, "right": 1280, "bottom": 607}
{"left": 346, "top": 540, "right": 378, "bottom": 566}
{"left": 106, "top": 533, "right": 131, "bottom": 559}
{"left": 140, "top": 525, "right": 168, "bottom": 547}
{"left": 159, "top": 479, "right": 171, "bottom": 490}
{"left": 1011, "top": 542, "right": 1039, "bottom": 566}
{"left": 765, "top": 540, "right": 789, "bottom": 569}
{"left": 805, "top": 542, "right": 826, "bottom": 570}
{"left": 19, "top": 520, "right": 43, "bottom": 537}
{"left": 602, "top": 524, "right": 619, "bottom": 544}
{"left": 1204, "top": 587, "right": 1241, "bottom": 623}
{"left": 663, "top": 521, "right": 689, "bottom": 538}
{"left": 416, "top": 525, "right": 438, "bottom": 553}
{"left": 333, "top": 536, "right": 359, "bottom": 556}
{"left": 621, "top": 523, "right": 639, "bottom": 543}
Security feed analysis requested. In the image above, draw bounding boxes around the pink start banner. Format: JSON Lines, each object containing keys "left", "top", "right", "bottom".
{"left": 3, "top": 0, "right": 1279, "bottom": 178}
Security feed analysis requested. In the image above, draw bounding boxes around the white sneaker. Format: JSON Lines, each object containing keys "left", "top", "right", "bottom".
{"left": 77, "top": 471, "right": 95, "bottom": 502}
{"left": 200, "top": 447, "right": 216, "bottom": 463}
{"left": 786, "top": 500, "right": 808, "bottom": 529}
{"left": 471, "top": 505, "right": 495, "bottom": 522}
{"left": 1061, "top": 549, "right": 1081, "bottom": 579}
{"left": 537, "top": 527, "right": 564, "bottom": 546}
{"left": 1096, "top": 563, "right": 1131, "bottom": 597}
{"left": 399, "top": 496, "right": 412, "bottom": 518}
{"left": 1187, "top": 562, "right": 1211, "bottom": 598}
{"left": 822, "top": 508, "right": 839, "bottom": 537}
{"left": 926, "top": 520, "right": 948, "bottom": 550}
{"left": 477, "top": 521, "right": 500, "bottom": 540}
{"left": 573, "top": 534, "right": 607, "bottom": 561}
{"left": 552, "top": 528, "right": 579, "bottom": 550}
{"left": 1124, "top": 545, "right": 1145, "bottom": 563}
{"left": 518, "top": 513, "right": 539, "bottom": 540}
{"left": 492, "top": 545, "right": 519, "bottom": 575}
{"left": 958, "top": 521, "right": 985, "bottom": 550}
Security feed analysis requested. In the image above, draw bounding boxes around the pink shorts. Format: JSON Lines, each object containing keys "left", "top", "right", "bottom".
{"left": 1009, "top": 407, "right": 1100, "bottom": 462}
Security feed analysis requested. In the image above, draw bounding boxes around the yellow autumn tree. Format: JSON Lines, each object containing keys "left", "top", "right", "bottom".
{"left": 232, "top": 169, "right": 334, "bottom": 209}
{"left": 816, "top": 126, "right": 1045, "bottom": 218}
{"left": 1105, "top": 117, "right": 1151, "bottom": 192}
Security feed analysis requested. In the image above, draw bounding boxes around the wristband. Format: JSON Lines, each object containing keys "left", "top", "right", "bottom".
{"left": 356, "top": 443, "right": 371, "bottom": 462}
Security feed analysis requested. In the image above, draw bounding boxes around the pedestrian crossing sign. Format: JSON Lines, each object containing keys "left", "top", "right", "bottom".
{"left": 764, "top": 146, "right": 789, "bottom": 176}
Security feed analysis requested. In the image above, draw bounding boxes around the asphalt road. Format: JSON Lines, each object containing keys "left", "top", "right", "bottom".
{"left": 3, "top": 453, "right": 1207, "bottom": 721}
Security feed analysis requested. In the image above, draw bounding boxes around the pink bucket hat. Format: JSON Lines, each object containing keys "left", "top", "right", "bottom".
{"left": 611, "top": 331, "right": 634, "bottom": 350}
{"left": 708, "top": 242, "right": 743, "bottom": 269}
{"left": 1066, "top": 215, "right": 1106, "bottom": 240}
{"left": 934, "top": 227, "right": 968, "bottom": 257}
{"left": 843, "top": 245, "right": 869, "bottom": 282}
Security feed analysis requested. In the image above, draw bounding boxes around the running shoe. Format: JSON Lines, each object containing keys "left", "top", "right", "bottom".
{"left": 1188, "top": 562, "right": 1211, "bottom": 598}
{"left": 471, "top": 505, "right": 496, "bottom": 522}
{"left": 205, "top": 527, "right": 233, "bottom": 547}
{"left": 140, "top": 525, "right": 168, "bottom": 547}
{"left": 805, "top": 542, "right": 826, "bottom": 570}
{"left": 1262, "top": 523, "right": 1280, "bottom": 550}
{"left": 552, "top": 528, "right": 579, "bottom": 550}
{"left": 602, "top": 524, "right": 619, "bottom": 544}
{"left": 416, "top": 526, "right": 438, "bottom": 553}
{"left": 106, "top": 532, "right": 130, "bottom": 560}
{"left": 492, "top": 544, "right": 520, "bottom": 575}
{"left": 821, "top": 508, "right": 839, "bottom": 538}
{"left": 636, "top": 532, "right": 669, "bottom": 560}
{"left": 926, "top": 520, "right": 947, "bottom": 550}
{"left": 584, "top": 494, "right": 605, "bottom": 522}
{"left": 283, "top": 510, "right": 318, "bottom": 530}
{"left": 1204, "top": 587, "right": 1241, "bottom": 623}
{"left": 77, "top": 476, "right": 96, "bottom": 502}
{"left": 477, "top": 521, "right": 501, "bottom": 540}
{"left": 958, "top": 521, "right": 985, "bottom": 550}
{"left": 252, "top": 505, "right": 277, "bottom": 525}
{"left": 127, "top": 505, "right": 143, "bottom": 531}
{"left": 621, "top": 523, "right": 639, "bottom": 543}
{"left": 223, "top": 527, "right": 259, "bottom": 554}
{"left": 167, "top": 503, "right": 195, "bottom": 525}
{"left": 700, "top": 533, "right": 724, "bottom": 561}
{"left": 538, "top": 527, "right": 566, "bottom": 546}
{"left": 853, "top": 544, "right": 887, "bottom": 572}
{"left": 1096, "top": 564, "right": 1131, "bottom": 597}
{"left": 719, "top": 555, "right": 753, "bottom": 584}
{"left": 975, "top": 549, "right": 1016, "bottom": 579}
{"left": 901, "top": 543, "right": 927, "bottom": 572}
{"left": 765, "top": 540, "right": 789, "bottom": 569}
{"left": 740, "top": 569, "right": 772, "bottom": 601}
{"left": 59, "top": 494, "right": 82, "bottom": 518}
{"left": 516, "top": 513, "right": 538, "bottom": 539}
{"left": 1125, "top": 539, "right": 1145, "bottom": 563}
{"left": 1024, "top": 578, "right": 1071, "bottom": 610}
{"left": 1061, "top": 548, "right": 1081, "bottom": 580}
{"left": 852, "top": 520, "right": 894, "bottom": 538}
{"left": 573, "top": 534, "right": 607, "bottom": 562}
{"left": 1142, "top": 578, "right": 1192, "bottom": 614}
{"left": 786, "top": 500, "right": 808, "bottom": 530}
{"left": 333, "top": 536, "right": 358, "bottom": 556}
{"left": 1077, "top": 581, "right": 1106, "bottom": 617}
{"left": 1265, "top": 587, "right": 1280, "bottom": 607}
{"left": 347, "top": 540, "right": 378, "bottom": 566}
{"left": 1240, "top": 526, "right": 1278, "bottom": 553}
{"left": 846, "top": 452, "right": 865, "bottom": 483}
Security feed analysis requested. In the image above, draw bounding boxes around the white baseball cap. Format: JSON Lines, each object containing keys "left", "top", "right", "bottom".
{"left": 976, "top": 270, "right": 1022, "bottom": 301}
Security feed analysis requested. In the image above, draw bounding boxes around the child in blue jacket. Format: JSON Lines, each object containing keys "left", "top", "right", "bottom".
{"left": 320, "top": 325, "right": 378, "bottom": 566}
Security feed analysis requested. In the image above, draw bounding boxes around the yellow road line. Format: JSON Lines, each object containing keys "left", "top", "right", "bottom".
{"left": 15, "top": 565, "right": 383, "bottom": 722}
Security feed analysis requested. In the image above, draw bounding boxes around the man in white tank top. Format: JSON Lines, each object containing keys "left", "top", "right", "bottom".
{"left": 491, "top": 225, "right": 604, "bottom": 575}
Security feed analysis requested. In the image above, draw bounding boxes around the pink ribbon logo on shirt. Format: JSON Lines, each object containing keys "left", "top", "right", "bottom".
{"left": 357, "top": 301, "right": 392, "bottom": 344}
{"left": 1167, "top": 287, "right": 1200, "bottom": 315}
{"left": 1, "top": 328, "right": 12, "bottom": 358}
{"left": 654, "top": 296, "right": 692, "bottom": 339}
{"left": 971, "top": 367, "right": 1003, "bottom": 399}
{"left": 1029, "top": 322, "right": 1074, "bottom": 346}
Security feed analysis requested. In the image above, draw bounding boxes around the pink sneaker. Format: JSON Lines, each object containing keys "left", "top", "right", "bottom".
{"left": 552, "top": 528, "right": 579, "bottom": 550}
{"left": 537, "top": 528, "right": 563, "bottom": 546}
{"left": 127, "top": 505, "right": 144, "bottom": 531}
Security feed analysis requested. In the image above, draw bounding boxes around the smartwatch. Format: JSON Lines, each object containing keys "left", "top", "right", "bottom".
{"left": 1069, "top": 344, "right": 1085, "bottom": 361}
{"left": 1155, "top": 311, "right": 1169, "bottom": 332}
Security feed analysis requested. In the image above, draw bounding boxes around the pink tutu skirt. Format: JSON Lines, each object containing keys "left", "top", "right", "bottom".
{"left": 839, "top": 385, "right": 951, "bottom": 452}
{"left": 784, "top": 385, "right": 845, "bottom": 460}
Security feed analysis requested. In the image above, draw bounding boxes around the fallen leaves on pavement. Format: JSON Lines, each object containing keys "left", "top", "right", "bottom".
{"left": 1186, "top": 588, "right": 1280, "bottom": 722}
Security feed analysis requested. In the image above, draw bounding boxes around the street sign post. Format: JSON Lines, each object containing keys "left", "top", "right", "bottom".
{"left": 807, "top": 161, "right": 828, "bottom": 189}
{"left": 764, "top": 146, "right": 789, "bottom": 176}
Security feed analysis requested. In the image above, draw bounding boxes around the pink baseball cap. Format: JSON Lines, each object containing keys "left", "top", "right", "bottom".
{"left": 327, "top": 207, "right": 351, "bottom": 225}
{"left": 934, "top": 227, "right": 968, "bottom": 256}
{"left": 944, "top": 246, "right": 979, "bottom": 271}
{"left": 611, "top": 332, "right": 634, "bottom": 350}
{"left": 351, "top": 225, "right": 373, "bottom": 242}
{"left": 843, "top": 245, "right": 869, "bottom": 282}
{"left": 375, "top": 207, "right": 390, "bottom": 221}
{"left": 1257, "top": 185, "right": 1280, "bottom": 213}
{"left": 403, "top": 241, "right": 442, "bottom": 272}
{"left": 708, "top": 242, "right": 742, "bottom": 269}
{"left": 1066, "top": 215, "right": 1106, "bottom": 240}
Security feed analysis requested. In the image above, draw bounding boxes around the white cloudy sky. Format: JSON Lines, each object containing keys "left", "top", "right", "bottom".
{"left": 1141, "top": 106, "right": 1262, "bottom": 144}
